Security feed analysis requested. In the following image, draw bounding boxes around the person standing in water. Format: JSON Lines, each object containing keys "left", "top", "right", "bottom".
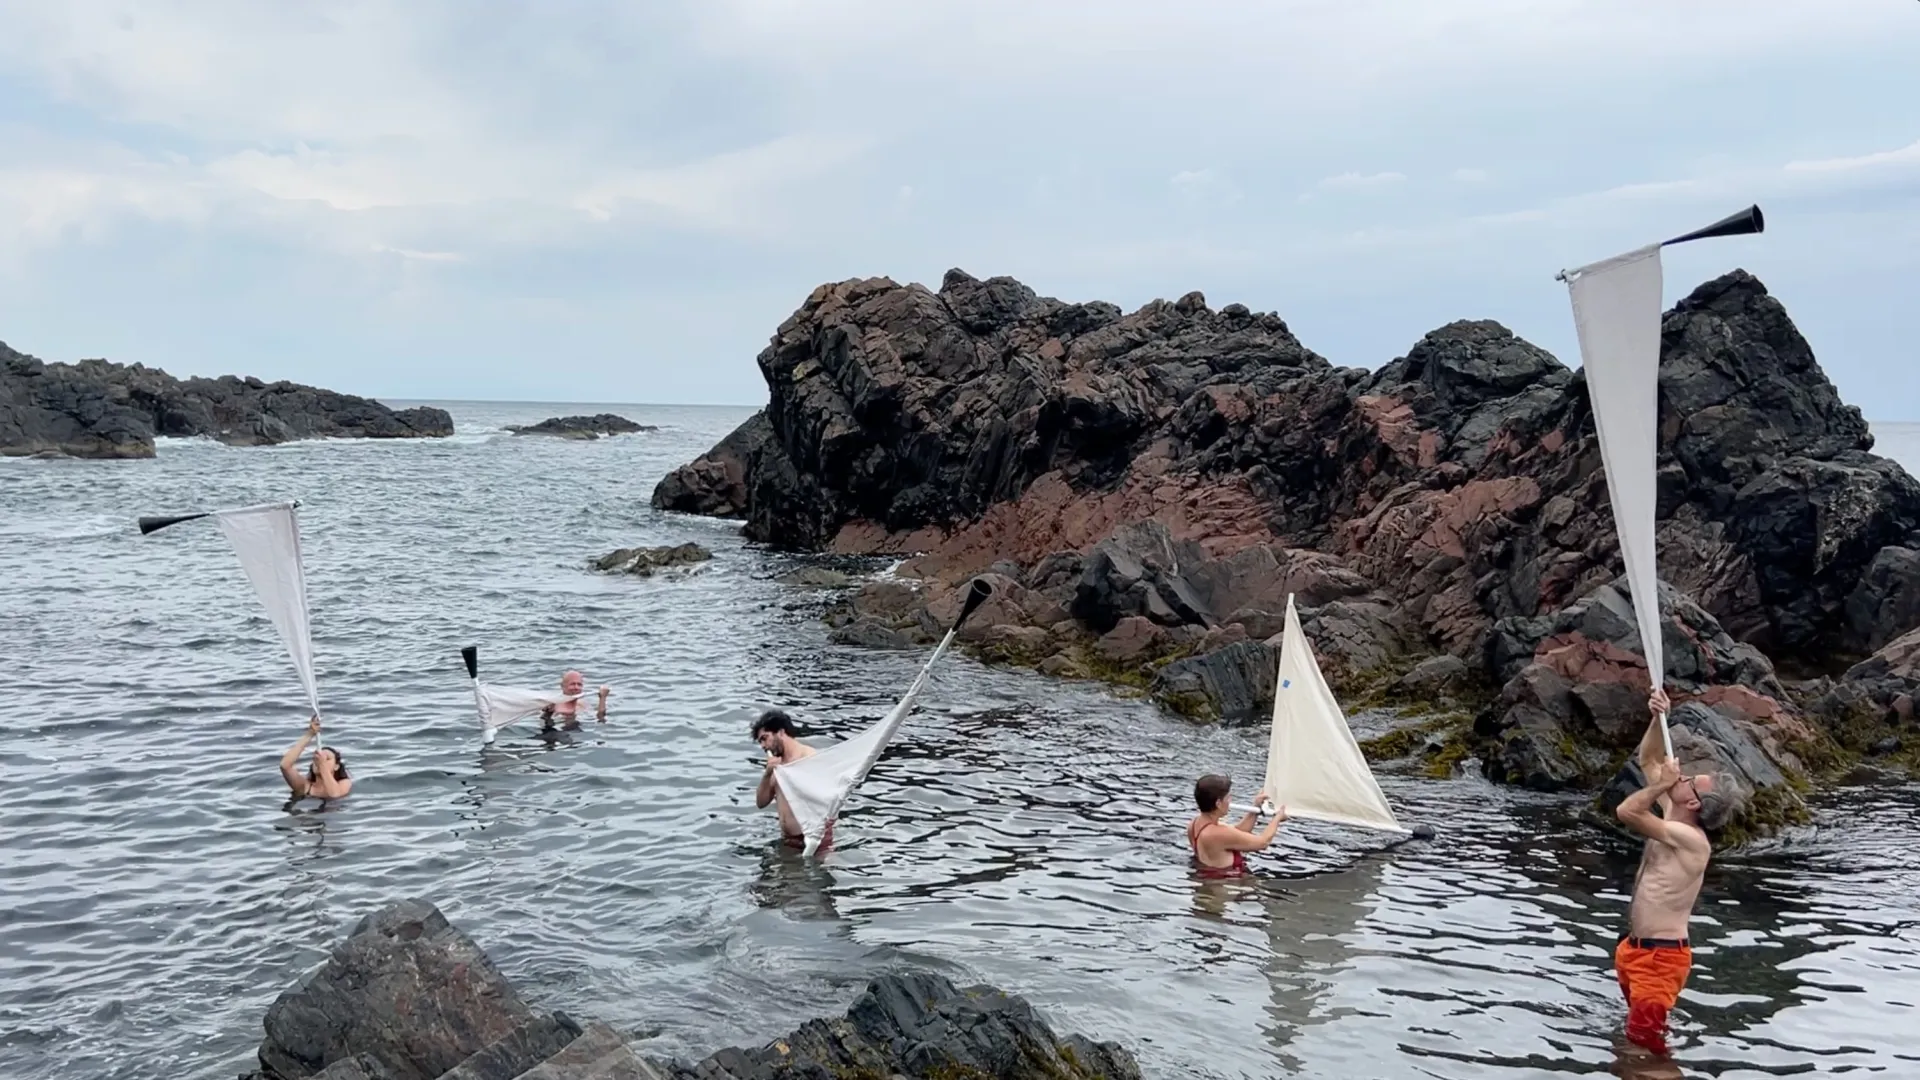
{"left": 1186, "top": 774, "right": 1286, "bottom": 877}
{"left": 279, "top": 716, "right": 351, "bottom": 802}
{"left": 1612, "top": 686, "right": 1728, "bottom": 1060}
{"left": 752, "top": 709, "right": 818, "bottom": 848}
{"left": 540, "top": 670, "right": 609, "bottom": 733}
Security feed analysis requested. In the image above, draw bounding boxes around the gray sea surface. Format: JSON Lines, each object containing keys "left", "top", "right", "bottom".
{"left": 2, "top": 405, "right": 1917, "bottom": 1080}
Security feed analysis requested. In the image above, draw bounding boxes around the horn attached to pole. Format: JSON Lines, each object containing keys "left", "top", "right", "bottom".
{"left": 137, "top": 511, "right": 213, "bottom": 535}
{"left": 1661, "top": 204, "right": 1764, "bottom": 248}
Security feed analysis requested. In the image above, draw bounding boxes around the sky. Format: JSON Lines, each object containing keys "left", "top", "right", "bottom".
{"left": 0, "top": 1, "right": 1916, "bottom": 417}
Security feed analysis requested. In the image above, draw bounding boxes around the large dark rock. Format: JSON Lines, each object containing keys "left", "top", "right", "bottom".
{"left": 652, "top": 411, "right": 772, "bottom": 519}
{"left": 1474, "top": 577, "right": 1810, "bottom": 834}
{"left": 660, "top": 265, "right": 1920, "bottom": 830}
{"left": 1844, "top": 546, "right": 1920, "bottom": 655}
{"left": 0, "top": 341, "right": 452, "bottom": 458}
{"left": 255, "top": 899, "right": 536, "bottom": 1080}
{"left": 1071, "top": 520, "right": 1211, "bottom": 633}
{"left": 660, "top": 971, "right": 1140, "bottom": 1080}
{"left": 507, "top": 413, "right": 653, "bottom": 439}
{"left": 246, "top": 899, "right": 1139, "bottom": 1080}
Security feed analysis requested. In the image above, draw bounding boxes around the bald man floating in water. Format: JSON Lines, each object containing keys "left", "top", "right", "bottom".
{"left": 1612, "top": 685, "right": 1730, "bottom": 1061}
{"left": 540, "top": 670, "right": 609, "bottom": 733}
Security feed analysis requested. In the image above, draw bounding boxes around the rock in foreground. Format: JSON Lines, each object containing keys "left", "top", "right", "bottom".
{"left": 506, "top": 414, "right": 654, "bottom": 439}
{"left": 1, "top": 341, "right": 453, "bottom": 458}
{"left": 245, "top": 898, "right": 1139, "bottom": 1080}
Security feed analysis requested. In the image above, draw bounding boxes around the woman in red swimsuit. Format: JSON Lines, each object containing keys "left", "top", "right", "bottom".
{"left": 1186, "top": 774, "right": 1286, "bottom": 877}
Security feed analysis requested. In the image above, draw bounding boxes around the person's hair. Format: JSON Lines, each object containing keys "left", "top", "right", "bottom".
{"left": 751, "top": 709, "right": 797, "bottom": 739}
{"left": 1694, "top": 781, "right": 1733, "bottom": 832}
{"left": 1194, "top": 774, "right": 1231, "bottom": 813}
{"left": 307, "top": 747, "right": 349, "bottom": 782}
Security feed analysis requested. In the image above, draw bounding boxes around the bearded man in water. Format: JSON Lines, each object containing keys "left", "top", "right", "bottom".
{"left": 539, "top": 670, "right": 609, "bottom": 733}
{"left": 751, "top": 709, "right": 818, "bottom": 847}
{"left": 1612, "top": 685, "right": 1730, "bottom": 1059}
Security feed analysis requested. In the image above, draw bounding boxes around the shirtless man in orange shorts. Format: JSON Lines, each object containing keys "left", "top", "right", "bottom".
{"left": 1611, "top": 685, "right": 1730, "bottom": 1060}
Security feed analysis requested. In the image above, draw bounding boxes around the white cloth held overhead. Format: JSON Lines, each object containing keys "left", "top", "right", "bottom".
{"left": 1259, "top": 594, "right": 1407, "bottom": 834}
{"left": 771, "top": 626, "right": 963, "bottom": 856}
{"left": 1563, "top": 243, "right": 1671, "bottom": 754}
{"left": 212, "top": 502, "right": 322, "bottom": 718}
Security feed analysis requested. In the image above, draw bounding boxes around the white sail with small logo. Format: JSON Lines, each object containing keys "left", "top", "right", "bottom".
{"left": 1258, "top": 594, "right": 1407, "bottom": 834}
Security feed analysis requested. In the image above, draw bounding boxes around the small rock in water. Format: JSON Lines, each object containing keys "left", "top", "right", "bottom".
{"left": 1869, "top": 736, "right": 1902, "bottom": 757}
{"left": 506, "top": 413, "right": 654, "bottom": 440}
{"left": 776, "top": 566, "right": 853, "bottom": 588}
{"left": 592, "top": 542, "right": 712, "bottom": 576}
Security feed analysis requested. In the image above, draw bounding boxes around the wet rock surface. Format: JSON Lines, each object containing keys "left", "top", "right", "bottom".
{"left": 1, "top": 341, "right": 452, "bottom": 458}
{"left": 241, "top": 899, "right": 1139, "bottom": 1080}
{"left": 592, "top": 543, "right": 713, "bottom": 577}
{"left": 506, "top": 414, "right": 654, "bottom": 439}
{"left": 660, "top": 267, "right": 1920, "bottom": 838}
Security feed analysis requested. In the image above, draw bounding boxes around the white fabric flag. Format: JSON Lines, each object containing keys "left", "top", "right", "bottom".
{"left": 471, "top": 681, "right": 584, "bottom": 745}
{"left": 1564, "top": 244, "right": 1668, "bottom": 712}
{"left": 772, "top": 630, "right": 961, "bottom": 855}
{"left": 213, "top": 502, "right": 321, "bottom": 717}
{"left": 1259, "top": 595, "right": 1407, "bottom": 834}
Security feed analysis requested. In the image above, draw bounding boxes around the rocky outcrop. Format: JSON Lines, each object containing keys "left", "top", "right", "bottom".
{"left": 1474, "top": 576, "right": 1813, "bottom": 838}
{"left": 1, "top": 342, "right": 453, "bottom": 458}
{"left": 651, "top": 411, "right": 771, "bottom": 520}
{"left": 661, "top": 266, "right": 1920, "bottom": 833}
{"left": 591, "top": 543, "right": 712, "bottom": 576}
{"left": 506, "top": 414, "right": 653, "bottom": 439}
{"left": 244, "top": 898, "right": 1139, "bottom": 1080}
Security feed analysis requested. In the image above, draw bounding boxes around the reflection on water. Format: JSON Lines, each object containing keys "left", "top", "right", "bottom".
{"left": 0, "top": 403, "right": 1917, "bottom": 1080}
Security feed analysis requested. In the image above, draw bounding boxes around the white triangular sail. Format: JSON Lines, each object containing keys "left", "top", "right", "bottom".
{"left": 1562, "top": 243, "right": 1671, "bottom": 756}
{"left": 471, "top": 681, "right": 584, "bottom": 745}
{"left": 1258, "top": 595, "right": 1407, "bottom": 834}
{"left": 772, "top": 625, "right": 963, "bottom": 856}
{"left": 212, "top": 502, "right": 323, "bottom": 719}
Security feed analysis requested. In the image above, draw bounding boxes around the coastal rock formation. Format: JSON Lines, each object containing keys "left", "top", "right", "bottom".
{"left": 1, "top": 342, "right": 453, "bottom": 458}
{"left": 659, "top": 267, "right": 1920, "bottom": 836}
{"left": 244, "top": 898, "right": 1139, "bottom": 1080}
{"left": 591, "top": 542, "right": 712, "bottom": 576}
{"left": 507, "top": 414, "right": 654, "bottom": 439}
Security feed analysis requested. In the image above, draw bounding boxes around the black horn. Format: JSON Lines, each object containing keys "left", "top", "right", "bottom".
{"left": 137, "top": 511, "right": 213, "bottom": 535}
{"left": 1662, "top": 204, "right": 1764, "bottom": 248}
{"left": 954, "top": 577, "right": 994, "bottom": 629}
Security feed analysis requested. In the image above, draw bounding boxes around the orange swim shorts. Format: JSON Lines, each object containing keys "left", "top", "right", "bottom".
{"left": 1613, "top": 938, "right": 1693, "bottom": 1057}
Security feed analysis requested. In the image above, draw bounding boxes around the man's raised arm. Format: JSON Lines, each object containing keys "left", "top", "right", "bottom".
{"left": 1636, "top": 686, "right": 1673, "bottom": 772}
{"left": 1616, "top": 755, "right": 1683, "bottom": 844}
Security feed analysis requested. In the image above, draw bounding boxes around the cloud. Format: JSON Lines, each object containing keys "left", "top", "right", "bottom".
{"left": 0, "top": 1, "right": 1917, "bottom": 412}
{"left": 1318, "top": 171, "right": 1407, "bottom": 191}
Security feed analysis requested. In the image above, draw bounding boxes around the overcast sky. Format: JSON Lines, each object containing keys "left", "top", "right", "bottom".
{"left": 1, "top": 1, "right": 1916, "bottom": 417}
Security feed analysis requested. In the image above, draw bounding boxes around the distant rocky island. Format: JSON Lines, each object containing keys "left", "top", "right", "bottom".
{"left": 506, "top": 413, "right": 654, "bottom": 439}
{"left": 655, "top": 267, "right": 1920, "bottom": 845}
{"left": 0, "top": 340, "right": 453, "bottom": 459}
{"left": 238, "top": 898, "right": 1136, "bottom": 1080}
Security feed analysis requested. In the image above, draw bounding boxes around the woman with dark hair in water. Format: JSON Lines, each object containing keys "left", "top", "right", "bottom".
{"left": 280, "top": 715, "right": 352, "bottom": 802}
{"left": 1186, "top": 773, "right": 1284, "bottom": 877}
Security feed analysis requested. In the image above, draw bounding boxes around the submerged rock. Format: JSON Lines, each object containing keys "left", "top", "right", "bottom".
{"left": 243, "top": 899, "right": 1139, "bottom": 1080}
{"left": 506, "top": 414, "right": 653, "bottom": 439}
{"left": 1, "top": 341, "right": 453, "bottom": 458}
{"left": 592, "top": 543, "right": 713, "bottom": 576}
